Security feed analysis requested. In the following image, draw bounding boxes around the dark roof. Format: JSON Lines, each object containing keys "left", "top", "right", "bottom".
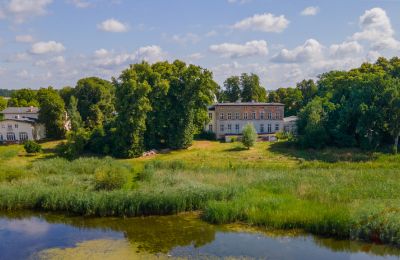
{"left": 213, "top": 102, "right": 284, "bottom": 106}
{"left": 1, "top": 107, "right": 39, "bottom": 114}
{"left": 0, "top": 118, "right": 37, "bottom": 124}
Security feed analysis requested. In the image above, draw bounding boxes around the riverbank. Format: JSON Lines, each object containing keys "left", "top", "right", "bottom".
{"left": 1, "top": 141, "right": 400, "bottom": 247}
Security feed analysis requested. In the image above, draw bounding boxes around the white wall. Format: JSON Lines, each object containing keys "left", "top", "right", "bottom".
{"left": 0, "top": 120, "right": 43, "bottom": 142}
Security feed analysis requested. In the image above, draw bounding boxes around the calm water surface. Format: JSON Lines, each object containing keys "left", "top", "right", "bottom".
{"left": 0, "top": 212, "right": 399, "bottom": 260}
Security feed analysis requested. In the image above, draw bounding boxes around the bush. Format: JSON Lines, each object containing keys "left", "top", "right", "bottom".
{"left": 24, "top": 141, "right": 42, "bottom": 154}
{"left": 94, "top": 164, "right": 130, "bottom": 191}
{"left": 195, "top": 130, "right": 216, "bottom": 141}
{"left": 241, "top": 123, "right": 257, "bottom": 149}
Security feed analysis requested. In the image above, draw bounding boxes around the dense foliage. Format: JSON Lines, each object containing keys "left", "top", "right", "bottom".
{"left": 219, "top": 73, "right": 267, "bottom": 102}
{"left": 297, "top": 57, "right": 400, "bottom": 152}
{"left": 0, "top": 89, "right": 13, "bottom": 97}
{"left": 23, "top": 140, "right": 42, "bottom": 154}
{"left": 241, "top": 123, "right": 257, "bottom": 149}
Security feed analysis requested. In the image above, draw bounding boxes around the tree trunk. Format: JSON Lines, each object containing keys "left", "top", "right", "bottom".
{"left": 394, "top": 134, "right": 399, "bottom": 154}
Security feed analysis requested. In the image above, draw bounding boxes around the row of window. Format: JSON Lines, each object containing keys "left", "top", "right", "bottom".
{"left": 209, "top": 112, "right": 282, "bottom": 120}
{"left": 0, "top": 124, "right": 19, "bottom": 129}
{"left": 0, "top": 132, "right": 28, "bottom": 141}
{"left": 210, "top": 123, "right": 280, "bottom": 133}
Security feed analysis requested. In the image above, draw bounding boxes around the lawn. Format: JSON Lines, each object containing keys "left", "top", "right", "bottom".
{"left": 1, "top": 140, "right": 400, "bottom": 246}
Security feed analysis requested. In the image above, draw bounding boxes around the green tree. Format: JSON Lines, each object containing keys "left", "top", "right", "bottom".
{"left": 67, "top": 96, "right": 82, "bottom": 131}
{"left": 74, "top": 77, "right": 115, "bottom": 129}
{"left": 240, "top": 73, "right": 267, "bottom": 102}
{"left": 383, "top": 79, "right": 400, "bottom": 154}
{"left": 59, "top": 86, "right": 75, "bottom": 107}
{"left": 37, "top": 87, "right": 67, "bottom": 139}
{"left": 241, "top": 123, "right": 257, "bottom": 149}
{"left": 296, "top": 79, "right": 318, "bottom": 106}
{"left": 112, "top": 66, "right": 152, "bottom": 158}
{"left": 8, "top": 89, "right": 38, "bottom": 107}
{"left": 223, "top": 76, "right": 241, "bottom": 102}
{"left": 0, "top": 96, "right": 7, "bottom": 111}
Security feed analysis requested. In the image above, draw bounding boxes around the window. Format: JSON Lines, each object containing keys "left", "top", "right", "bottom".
{"left": 7, "top": 132, "right": 15, "bottom": 141}
{"left": 275, "top": 124, "right": 280, "bottom": 131}
{"left": 208, "top": 124, "right": 213, "bottom": 132}
{"left": 252, "top": 112, "right": 256, "bottom": 119}
{"left": 267, "top": 124, "right": 272, "bottom": 133}
{"left": 227, "top": 124, "right": 232, "bottom": 132}
{"left": 227, "top": 113, "right": 232, "bottom": 120}
{"left": 220, "top": 124, "right": 225, "bottom": 132}
{"left": 1, "top": 124, "right": 4, "bottom": 128}
{"left": 244, "top": 113, "right": 248, "bottom": 120}
{"left": 19, "top": 132, "right": 28, "bottom": 141}
{"left": 235, "top": 112, "right": 240, "bottom": 120}
{"left": 268, "top": 112, "right": 272, "bottom": 119}
{"left": 0, "top": 134, "right": 3, "bottom": 141}
{"left": 15, "top": 124, "right": 18, "bottom": 129}
{"left": 260, "top": 112, "right": 265, "bottom": 120}
{"left": 276, "top": 112, "right": 281, "bottom": 120}
{"left": 208, "top": 113, "right": 213, "bottom": 119}
{"left": 219, "top": 113, "right": 224, "bottom": 120}
{"left": 235, "top": 124, "right": 240, "bottom": 133}
{"left": 260, "top": 124, "right": 264, "bottom": 133}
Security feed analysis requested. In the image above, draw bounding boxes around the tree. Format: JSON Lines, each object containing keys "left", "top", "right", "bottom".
{"left": 0, "top": 97, "right": 7, "bottom": 117}
{"left": 296, "top": 79, "right": 318, "bottom": 106}
{"left": 224, "top": 76, "right": 241, "bottom": 102}
{"left": 112, "top": 66, "right": 152, "bottom": 158}
{"left": 37, "top": 87, "right": 67, "bottom": 139}
{"left": 383, "top": 79, "right": 400, "bottom": 154}
{"left": 67, "top": 96, "right": 82, "bottom": 132}
{"left": 240, "top": 73, "right": 267, "bottom": 102}
{"left": 74, "top": 77, "right": 115, "bottom": 129}
{"left": 59, "top": 86, "right": 75, "bottom": 107}
{"left": 268, "top": 87, "right": 303, "bottom": 116}
{"left": 8, "top": 89, "right": 38, "bottom": 107}
{"left": 242, "top": 123, "right": 257, "bottom": 149}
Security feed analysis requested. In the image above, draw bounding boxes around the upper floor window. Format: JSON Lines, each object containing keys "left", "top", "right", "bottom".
{"left": 235, "top": 112, "right": 240, "bottom": 120}
{"left": 244, "top": 113, "right": 248, "bottom": 120}
{"left": 260, "top": 112, "right": 265, "bottom": 120}
{"left": 220, "top": 124, "right": 225, "bottom": 132}
{"left": 268, "top": 112, "right": 272, "bottom": 119}
{"left": 208, "top": 113, "right": 213, "bottom": 119}
{"left": 276, "top": 112, "right": 281, "bottom": 120}
{"left": 227, "top": 113, "right": 232, "bottom": 120}
{"left": 219, "top": 113, "right": 224, "bottom": 120}
{"left": 252, "top": 112, "right": 256, "bottom": 119}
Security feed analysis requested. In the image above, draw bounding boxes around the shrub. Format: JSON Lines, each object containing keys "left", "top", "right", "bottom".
{"left": 94, "top": 164, "right": 130, "bottom": 191}
{"left": 24, "top": 141, "right": 42, "bottom": 154}
{"left": 241, "top": 123, "right": 257, "bottom": 149}
{"left": 195, "top": 130, "right": 216, "bottom": 141}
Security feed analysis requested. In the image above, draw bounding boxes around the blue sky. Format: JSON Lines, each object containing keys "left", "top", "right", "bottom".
{"left": 1, "top": 0, "right": 400, "bottom": 90}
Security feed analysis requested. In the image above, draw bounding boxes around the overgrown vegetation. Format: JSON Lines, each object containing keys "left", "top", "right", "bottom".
{"left": 1, "top": 141, "right": 400, "bottom": 247}
{"left": 23, "top": 141, "right": 42, "bottom": 154}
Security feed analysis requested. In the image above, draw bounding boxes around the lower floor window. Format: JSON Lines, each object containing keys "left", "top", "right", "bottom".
{"left": 275, "top": 124, "right": 280, "bottom": 131}
{"left": 267, "top": 124, "right": 272, "bottom": 133}
{"left": 0, "top": 134, "right": 3, "bottom": 141}
{"left": 235, "top": 124, "right": 240, "bottom": 133}
{"left": 260, "top": 124, "right": 264, "bottom": 133}
{"left": 208, "top": 124, "right": 213, "bottom": 132}
{"left": 227, "top": 124, "right": 232, "bottom": 132}
{"left": 7, "top": 132, "right": 16, "bottom": 141}
{"left": 220, "top": 124, "right": 224, "bottom": 132}
{"left": 19, "top": 132, "right": 28, "bottom": 141}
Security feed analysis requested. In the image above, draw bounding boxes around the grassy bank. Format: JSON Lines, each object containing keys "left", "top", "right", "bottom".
{"left": 1, "top": 141, "right": 400, "bottom": 246}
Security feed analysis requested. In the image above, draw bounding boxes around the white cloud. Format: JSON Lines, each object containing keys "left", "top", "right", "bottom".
{"left": 1, "top": 0, "right": 53, "bottom": 23}
{"left": 301, "top": 6, "right": 319, "bottom": 16}
{"left": 329, "top": 41, "right": 363, "bottom": 57}
{"left": 187, "top": 53, "right": 204, "bottom": 60}
{"left": 34, "top": 56, "right": 65, "bottom": 67}
{"left": 272, "top": 39, "right": 323, "bottom": 63}
{"left": 68, "top": 0, "right": 91, "bottom": 8}
{"left": 6, "top": 52, "right": 30, "bottom": 62}
{"left": 15, "top": 34, "right": 34, "bottom": 43}
{"left": 30, "top": 41, "right": 65, "bottom": 54}
{"left": 209, "top": 40, "right": 268, "bottom": 58}
{"left": 205, "top": 30, "right": 217, "bottom": 37}
{"left": 352, "top": 7, "right": 400, "bottom": 50}
{"left": 97, "top": 18, "right": 128, "bottom": 33}
{"left": 232, "top": 13, "right": 289, "bottom": 33}
{"left": 170, "top": 33, "right": 200, "bottom": 45}
{"left": 93, "top": 45, "right": 166, "bottom": 68}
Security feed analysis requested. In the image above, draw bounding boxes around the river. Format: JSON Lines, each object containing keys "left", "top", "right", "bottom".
{"left": 0, "top": 212, "right": 399, "bottom": 259}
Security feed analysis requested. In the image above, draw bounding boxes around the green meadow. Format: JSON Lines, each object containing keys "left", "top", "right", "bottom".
{"left": 1, "top": 140, "right": 400, "bottom": 246}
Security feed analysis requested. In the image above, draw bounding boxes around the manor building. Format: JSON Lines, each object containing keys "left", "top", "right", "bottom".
{"left": 0, "top": 107, "right": 46, "bottom": 143}
{"left": 205, "top": 102, "right": 285, "bottom": 141}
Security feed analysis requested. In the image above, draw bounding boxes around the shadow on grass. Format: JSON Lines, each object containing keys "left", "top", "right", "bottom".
{"left": 269, "top": 141, "right": 377, "bottom": 163}
{"left": 225, "top": 146, "right": 248, "bottom": 152}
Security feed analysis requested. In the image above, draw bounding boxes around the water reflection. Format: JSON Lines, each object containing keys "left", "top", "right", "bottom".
{"left": 0, "top": 211, "right": 400, "bottom": 260}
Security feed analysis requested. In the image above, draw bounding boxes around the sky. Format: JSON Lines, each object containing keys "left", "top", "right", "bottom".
{"left": 1, "top": 0, "right": 400, "bottom": 90}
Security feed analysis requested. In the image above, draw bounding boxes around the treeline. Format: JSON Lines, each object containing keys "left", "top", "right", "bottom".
{"left": 0, "top": 89, "right": 14, "bottom": 97}
{"left": 60, "top": 60, "right": 217, "bottom": 158}
{"left": 296, "top": 57, "right": 400, "bottom": 153}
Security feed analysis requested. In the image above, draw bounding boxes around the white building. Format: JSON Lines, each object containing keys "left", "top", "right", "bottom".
{"left": 0, "top": 107, "right": 46, "bottom": 143}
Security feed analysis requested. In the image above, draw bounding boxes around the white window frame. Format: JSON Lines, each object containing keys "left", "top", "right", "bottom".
{"left": 244, "top": 113, "right": 248, "bottom": 120}
{"left": 275, "top": 124, "right": 280, "bottom": 131}
{"left": 260, "top": 112, "right": 265, "bottom": 120}
{"left": 227, "top": 113, "right": 232, "bottom": 120}
{"left": 235, "top": 112, "right": 240, "bottom": 120}
{"left": 220, "top": 124, "right": 225, "bottom": 132}
{"left": 19, "top": 132, "right": 28, "bottom": 141}
{"left": 252, "top": 112, "right": 256, "bottom": 120}
{"left": 219, "top": 113, "right": 224, "bottom": 120}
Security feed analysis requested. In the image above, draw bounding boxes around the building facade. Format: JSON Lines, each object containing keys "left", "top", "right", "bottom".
{"left": 0, "top": 107, "right": 46, "bottom": 143}
{"left": 205, "top": 102, "right": 285, "bottom": 140}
